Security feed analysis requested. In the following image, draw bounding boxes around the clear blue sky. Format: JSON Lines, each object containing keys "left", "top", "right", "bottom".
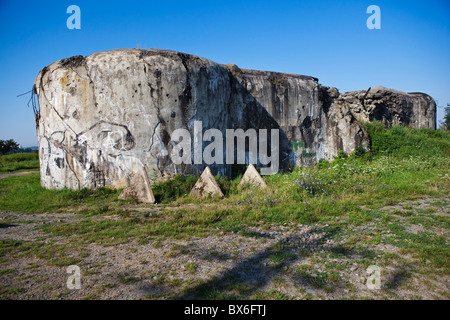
{"left": 1, "top": 0, "right": 449, "bottom": 147}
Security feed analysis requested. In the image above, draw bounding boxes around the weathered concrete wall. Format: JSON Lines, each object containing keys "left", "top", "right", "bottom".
{"left": 335, "top": 86, "right": 436, "bottom": 130}
{"left": 33, "top": 49, "right": 436, "bottom": 190}
{"left": 235, "top": 69, "right": 372, "bottom": 166}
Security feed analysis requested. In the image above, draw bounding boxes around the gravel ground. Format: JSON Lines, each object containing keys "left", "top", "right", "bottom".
{"left": 0, "top": 196, "right": 449, "bottom": 300}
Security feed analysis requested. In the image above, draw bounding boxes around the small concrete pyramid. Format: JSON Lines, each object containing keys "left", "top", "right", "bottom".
{"left": 239, "top": 164, "right": 267, "bottom": 189}
{"left": 118, "top": 167, "right": 155, "bottom": 203}
{"left": 190, "top": 166, "right": 224, "bottom": 198}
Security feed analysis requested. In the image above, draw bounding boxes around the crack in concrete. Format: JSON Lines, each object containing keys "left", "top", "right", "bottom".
{"left": 148, "top": 121, "right": 161, "bottom": 153}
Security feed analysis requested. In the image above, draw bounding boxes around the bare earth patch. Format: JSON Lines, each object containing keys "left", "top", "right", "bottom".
{"left": 0, "top": 171, "right": 39, "bottom": 180}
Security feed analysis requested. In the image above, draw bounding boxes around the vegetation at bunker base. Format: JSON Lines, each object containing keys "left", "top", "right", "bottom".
{"left": 0, "top": 174, "right": 120, "bottom": 214}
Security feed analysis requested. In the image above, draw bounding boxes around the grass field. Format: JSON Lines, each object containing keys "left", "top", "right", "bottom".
{"left": 0, "top": 152, "right": 39, "bottom": 173}
{"left": 0, "top": 123, "right": 449, "bottom": 300}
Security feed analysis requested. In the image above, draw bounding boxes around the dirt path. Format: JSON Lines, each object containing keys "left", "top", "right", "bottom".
{"left": 0, "top": 171, "right": 39, "bottom": 179}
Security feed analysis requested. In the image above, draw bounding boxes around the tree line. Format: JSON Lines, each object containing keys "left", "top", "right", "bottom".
{"left": 0, "top": 139, "right": 37, "bottom": 155}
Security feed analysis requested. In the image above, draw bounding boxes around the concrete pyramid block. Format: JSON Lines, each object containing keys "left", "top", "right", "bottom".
{"left": 190, "top": 166, "right": 224, "bottom": 198}
{"left": 118, "top": 167, "right": 155, "bottom": 203}
{"left": 239, "top": 164, "right": 267, "bottom": 189}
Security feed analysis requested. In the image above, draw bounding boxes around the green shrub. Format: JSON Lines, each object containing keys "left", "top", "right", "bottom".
{"left": 152, "top": 174, "right": 197, "bottom": 203}
{"left": 365, "top": 121, "right": 450, "bottom": 157}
